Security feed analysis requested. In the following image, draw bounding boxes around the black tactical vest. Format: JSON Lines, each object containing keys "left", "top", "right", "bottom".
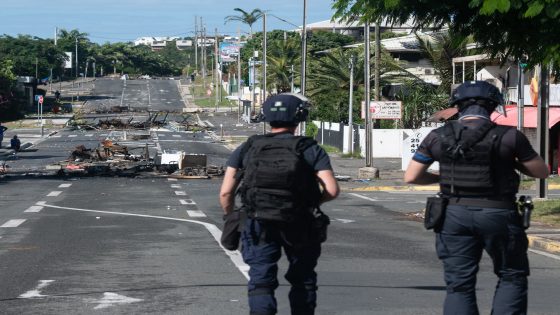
{"left": 439, "top": 120, "right": 519, "bottom": 199}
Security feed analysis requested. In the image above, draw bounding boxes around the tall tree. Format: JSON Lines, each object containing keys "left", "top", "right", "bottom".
{"left": 266, "top": 36, "right": 301, "bottom": 93}
{"left": 224, "top": 8, "right": 264, "bottom": 37}
{"left": 332, "top": 0, "right": 560, "bottom": 69}
{"left": 416, "top": 30, "right": 471, "bottom": 93}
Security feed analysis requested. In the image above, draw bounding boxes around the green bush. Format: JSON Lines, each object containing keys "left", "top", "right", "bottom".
{"left": 306, "top": 122, "right": 319, "bottom": 138}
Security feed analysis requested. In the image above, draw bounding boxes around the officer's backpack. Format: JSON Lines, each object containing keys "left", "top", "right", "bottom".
{"left": 237, "top": 134, "right": 322, "bottom": 222}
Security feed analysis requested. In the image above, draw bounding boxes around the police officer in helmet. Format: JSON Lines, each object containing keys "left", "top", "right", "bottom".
{"left": 404, "top": 81, "right": 548, "bottom": 314}
{"left": 220, "top": 93, "right": 340, "bottom": 315}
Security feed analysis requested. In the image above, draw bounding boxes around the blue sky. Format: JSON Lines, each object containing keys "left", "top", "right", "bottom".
{"left": 1, "top": 0, "right": 337, "bottom": 43}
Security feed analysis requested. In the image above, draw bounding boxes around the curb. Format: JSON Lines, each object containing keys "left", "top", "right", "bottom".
{"left": 527, "top": 235, "right": 560, "bottom": 255}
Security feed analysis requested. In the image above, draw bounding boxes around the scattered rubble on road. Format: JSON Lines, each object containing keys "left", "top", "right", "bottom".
{"left": 42, "top": 139, "right": 224, "bottom": 179}
{"left": 66, "top": 111, "right": 210, "bottom": 132}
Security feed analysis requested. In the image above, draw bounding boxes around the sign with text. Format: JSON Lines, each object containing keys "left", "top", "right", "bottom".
{"left": 361, "top": 101, "right": 402, "bottom": 119}
{"left": 371, "top": 101, "right": 402, "bottom": 119}
{"left": 401, "top": 127, "right": 439, "bottom": 171}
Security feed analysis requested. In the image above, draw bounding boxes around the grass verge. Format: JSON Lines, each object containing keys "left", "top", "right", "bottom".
{"left": 533, "top": 199, "right": 560, "bottom": 226}
{"left": 320, "top": 145, "right": 340, "bottom": 154}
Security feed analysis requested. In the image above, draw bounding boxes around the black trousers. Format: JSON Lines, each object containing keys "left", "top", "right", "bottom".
{"left": 436, "top": 205, "right": 529, "bottom": 315}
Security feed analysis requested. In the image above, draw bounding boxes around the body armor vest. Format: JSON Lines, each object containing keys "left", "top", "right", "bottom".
{"left": 439, "top": 121, "right": 519, "bottom": 199}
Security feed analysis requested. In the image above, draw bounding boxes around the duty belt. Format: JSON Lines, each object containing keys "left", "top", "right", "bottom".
{"left": 447, "top": 198, "right": 516, "bottom": 209}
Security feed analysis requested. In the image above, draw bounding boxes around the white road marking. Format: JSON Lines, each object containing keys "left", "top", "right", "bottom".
{"left": 167, "top": 178, "right": 178, "bottom": 181}
{"left": 187, "top": 210, "right": 206, "bottom": 217}
{"left": 174, "top": 191, "right": 186, "bottom": 196}
{"left": 24, "top": 206, "right": 43, "bottom": 213}
{"left": 334, "top": 218, "right": 355, "bottom": 224}
{"left": 348, "top": 193, "right": 378, "bottom": 202}
{"left": 92, "top": 292, "right": 143, "bottom": 310}
{"left": 158, "top": 134, "right": 166, "bottom": 137}
{"left": 39, "top": 203, "right": 250, "bottom": 279}
{"left": 51, "top": 135, "right": 62, "bottom": 138}
{"left": 18, "top": 280, "right": 55, "bottom": 299}
{"left": 100, "top": 134, "right": 108, "bottom": 137}
{"left": 1, "top": 219, "right": 26, "bottom": 228}
{"left": 58, "top": 183, "right": 72, "bottom": 188}
{"left": 180, "top": 199, "right": 196, "bottom": 205}
{"left": 85, "top": 134, "right": 94, "bottom": 137}
{"left": 170, "top": 184, "right": 181, "bottom": 189}
{"left": 68, "top": 135, "right": 77, "bottom": 138}
{"left": 47, "top": 191, "right": 62, "bottom": 197}
{"left": 172, "top": 134, "right": 181, "bottom": 138}
{"left": 204, "top": 120, "right": 215, "bottom": 127}
{"left": 529, "top": 249, "right": 560, "bottom": 261}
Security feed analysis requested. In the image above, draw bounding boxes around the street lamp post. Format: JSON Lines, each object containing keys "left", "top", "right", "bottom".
{"left": 348, "top": 56, "right": 355, "bottom": 155}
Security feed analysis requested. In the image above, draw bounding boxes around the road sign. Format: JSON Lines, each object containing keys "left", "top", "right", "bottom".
{"left": 401, "top": 127, "right": 438, "bottom": 171}
{"left": 370, "top": 101, "right": 402, "bottom": 119}
{"left": 34, "top": 95, "right": 40, "bottom": 101}
{"left": 38, "top": 96, "right": 44, "bottom": 105}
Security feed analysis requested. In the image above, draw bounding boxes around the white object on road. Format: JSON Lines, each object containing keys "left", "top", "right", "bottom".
{"left": 1, "top": 219, "right": 27, "bottom": 228}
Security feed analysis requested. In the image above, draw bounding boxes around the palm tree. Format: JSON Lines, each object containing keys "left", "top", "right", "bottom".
{"left": 266, "top": 36, "right": 301, "bottom": 93}
{"left": 307, "top": 47, "right": 422, "bottom": 122}
{"left": 224, "top": 8, "right": 264, "bottom": 37}
{"left": 416, "top": 29, "right": 471, "bottom": 92}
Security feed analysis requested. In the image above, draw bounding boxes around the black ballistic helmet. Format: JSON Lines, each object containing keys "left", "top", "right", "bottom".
{"left": 450, "top": 81, "right": 504, "bottom": 112}
{"left": 261, "top": 93, "right": 309, "bottom": 124}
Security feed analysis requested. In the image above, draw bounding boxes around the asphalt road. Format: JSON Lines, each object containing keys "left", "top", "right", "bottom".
{"left": 82, "top": 78, "right": 185, "bottom": 113}
{"left": 2, "top": 175, "right": 560, "bottom": 314}
{"left": 2, "top": 78, "right": 560, "bottom": 314}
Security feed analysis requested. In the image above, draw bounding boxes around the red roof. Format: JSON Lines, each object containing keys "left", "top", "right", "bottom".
{"left": 491, "top": 106, "right": 560, "bottom": 128}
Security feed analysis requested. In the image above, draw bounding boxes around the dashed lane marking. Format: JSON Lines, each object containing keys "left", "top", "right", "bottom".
{"left": 187, "top": 210, "right": 206, "bottom": 217}
{"left": 18, "top": 280, "right": 55, "bottom": 299}
{"left": 24, "top": 206, "right": 43, "bottom": 213}
{"left": 68, "top": 135, "right": 77, "bottom": 138}
{"left": 180, "top": 199, "right": 196, "bottom": 205}
{"left": 58, "top": 183, "right": 72, "bottom": 188}
{"left": 348, "top": 193, "right": 377, "bottom": 202}
{"left": 85, "top": 134, "right": 94, "bottom": 137}
{"left": 38, "top": 203, "right": 250, "bottom": 279}
{"left": 174, "top": 191, "right": 186, "bottom": 196}
{"left": 1, "top": 219, "right": 27, "bottom": 228}
{"left": 170, "top": 184, "right": 181, "bottom": 189}
{"left": 47, "top": 191, "right": 63, "bottom": 197}
{"left": 51, "top": 135, "right": 62, "bottom": 138}
{"left": 158, "top": 134, "right": 166, "bottom": 137}
{"left": 167, "top": 178, "right": 178, "bottom": 181}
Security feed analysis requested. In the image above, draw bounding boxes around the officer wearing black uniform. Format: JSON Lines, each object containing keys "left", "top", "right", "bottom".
{"left": 404, "top": 81, "right": 549, "bottom": 315}
{"left": 220, "top": 93, "right": 340, "bottom": 315}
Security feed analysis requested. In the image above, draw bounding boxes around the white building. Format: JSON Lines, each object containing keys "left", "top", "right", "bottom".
{"left": 133, "top": 36, "right": 180, "bottom": 47}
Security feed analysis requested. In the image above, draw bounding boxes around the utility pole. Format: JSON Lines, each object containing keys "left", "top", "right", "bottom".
{"left": 537, "top": 64, "right": 550, "bottom": 198}
{"left": 262, "top": 13, "right": 267, "bottom": 104}
{"left": 194, "top": 16, "right": 198, "bottom": 75}
{"left": 75, "top": 37, "right": 79, "bottom": 79}
{"left": 347, "top": 56, "right": 354, "bottom": 155}
{"left": 237, "top": 28, "right": 242, "bottom": 123}
{"left": 215, "top": 28, "right": 219, "bottom": 112}
{"left": 374, "top": 22, "right": 380, "bottom": 102}
{"left": 300, "top": 0, "right": 308, "bottom": 136}
{"left": 262, "top": 13, "right": 267, "bottom": 134}
{"left": 364, "top": 22, "right": 372, "bottom": 166}
{"left": 517, "top": 61, "right": 526, "bottom": 132}
{"left": 50, "top": 27, "right": 58, "bottom": 94}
